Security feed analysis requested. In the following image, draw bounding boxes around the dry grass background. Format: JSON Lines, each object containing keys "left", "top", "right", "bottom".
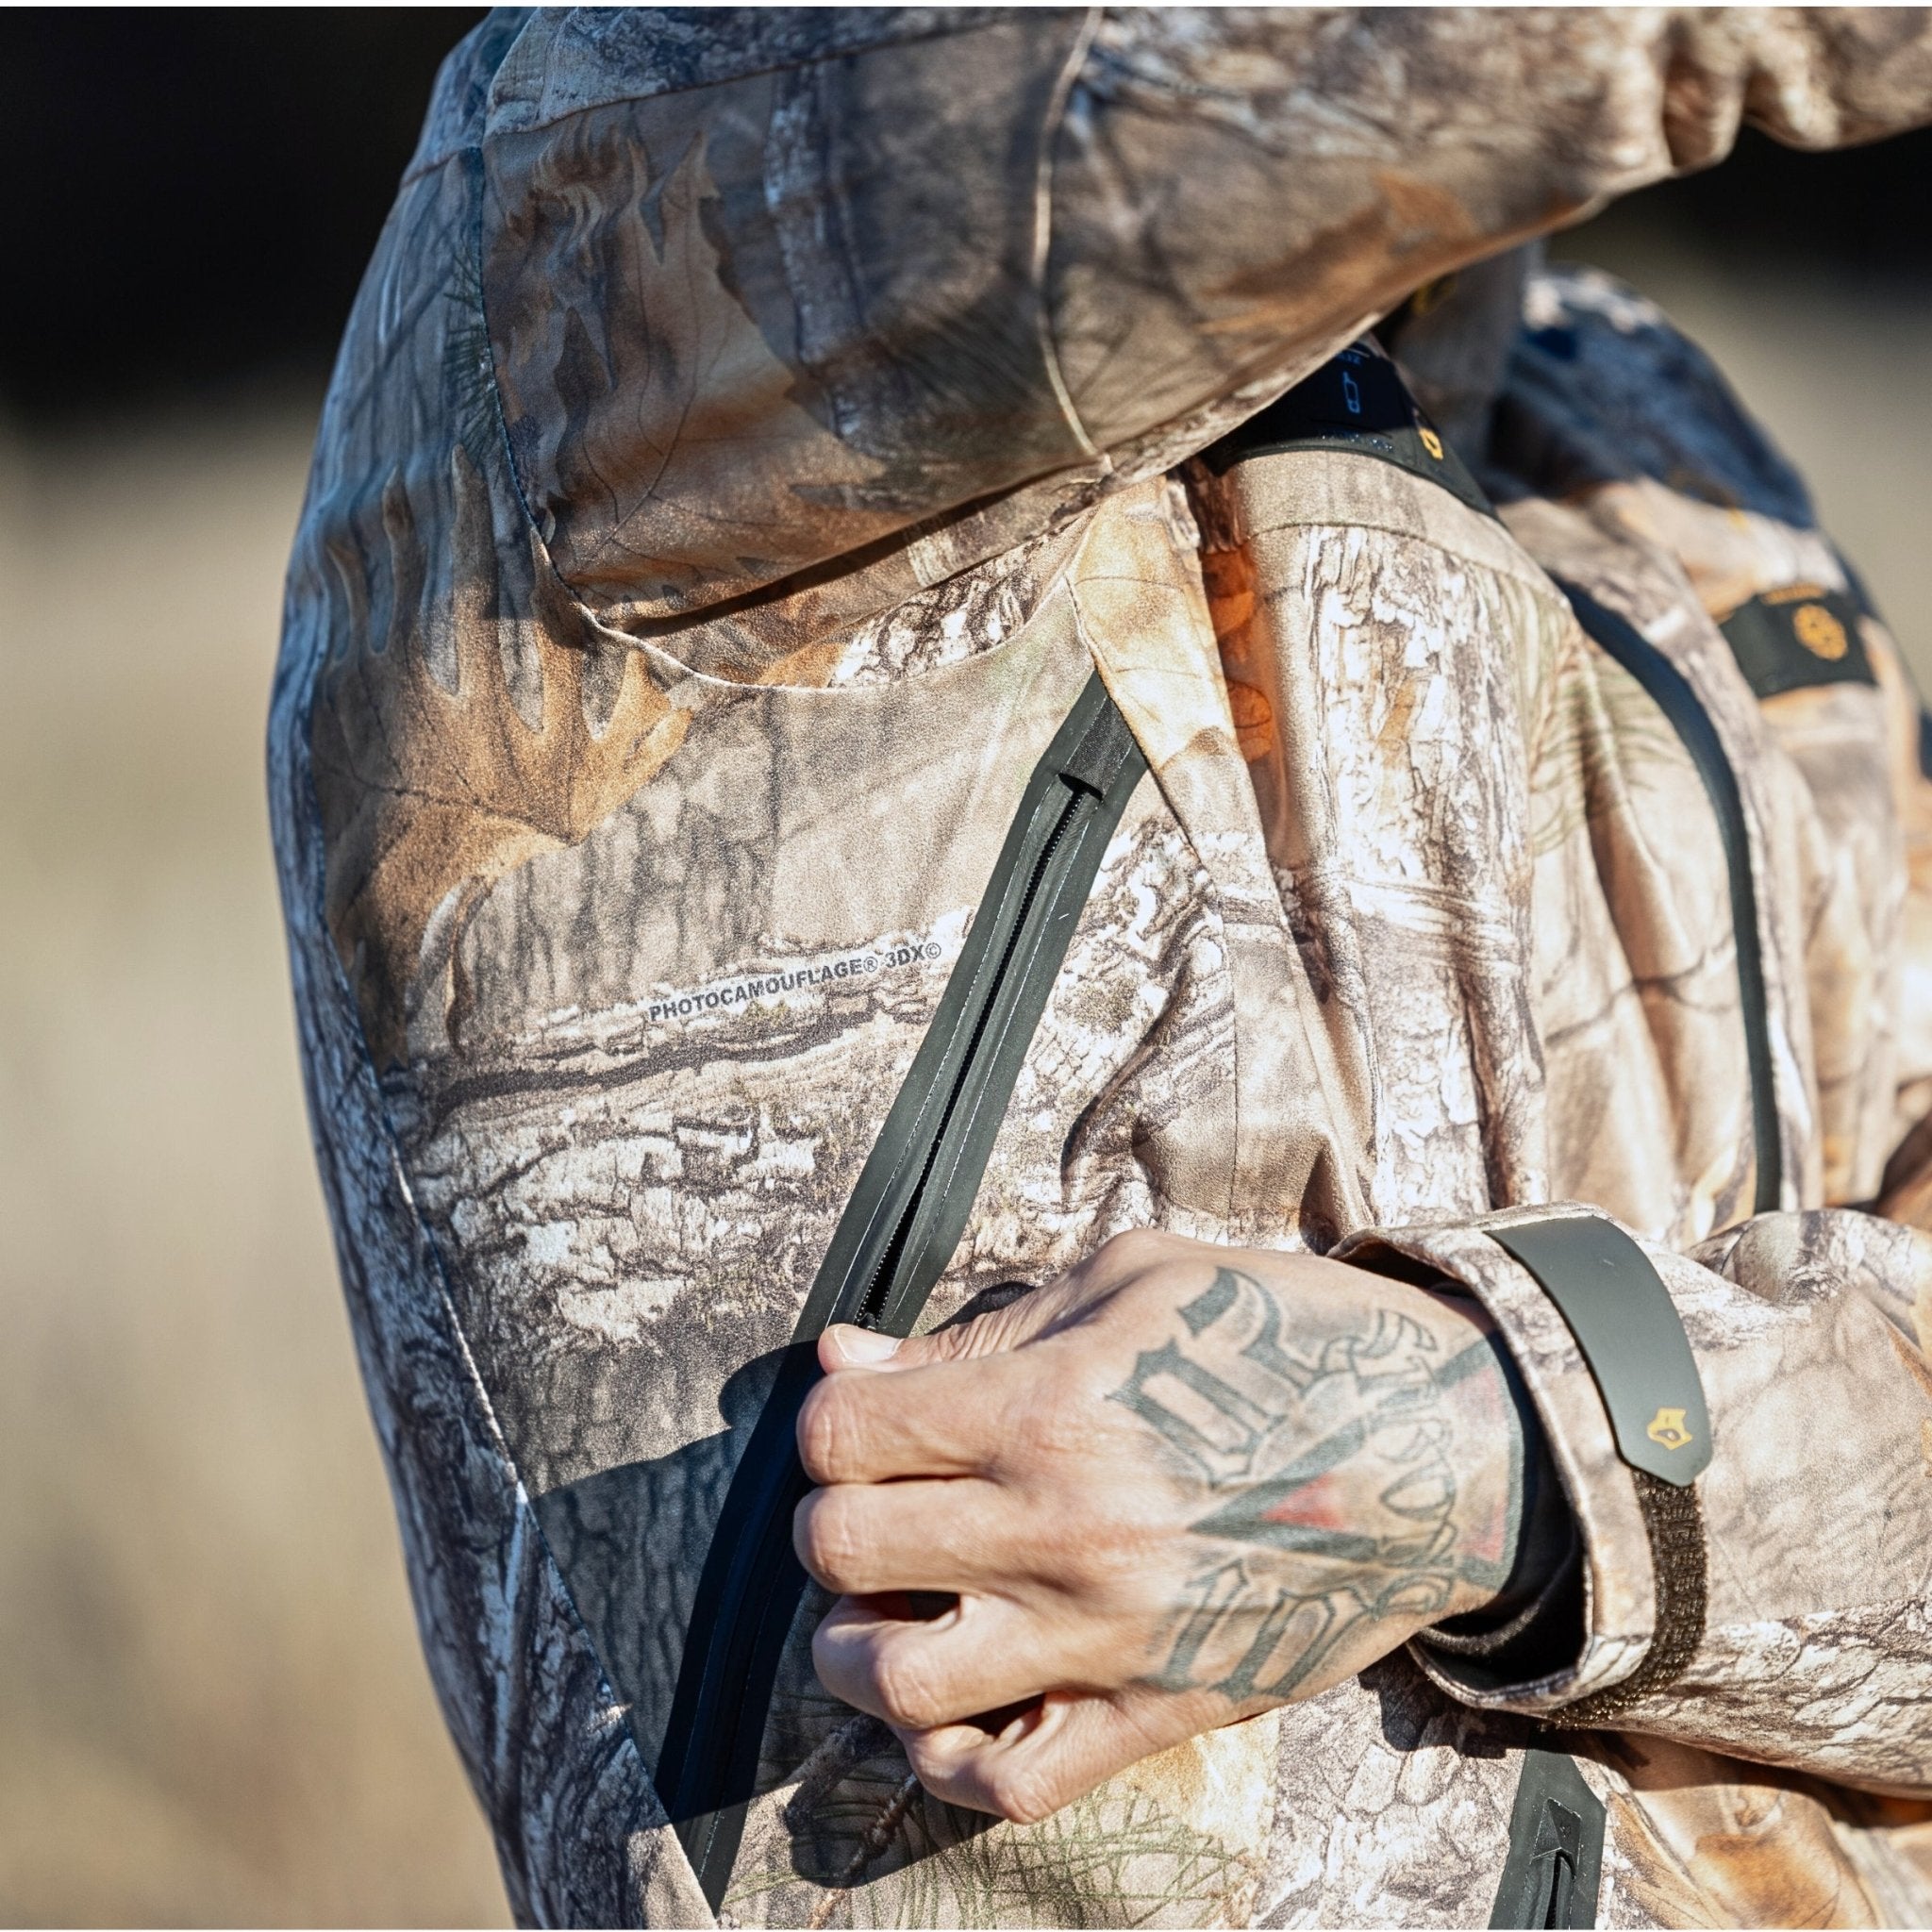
{"left": 0, "top": 239, "right": 1924, "bottom": 1926}
{"left": 0, "top": 413, "right": 510, "bottom": 1927}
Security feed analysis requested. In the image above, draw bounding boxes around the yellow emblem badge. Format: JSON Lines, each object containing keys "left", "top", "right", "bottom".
{"left": 1646, "top": 1406, "right": 1694, "bottom": 1452}
{"left": 1792, "top": 602, "right": 1850, "bottom": 661}
{"left": 1418, "top": 425, "right": 1444, "bottom": 461}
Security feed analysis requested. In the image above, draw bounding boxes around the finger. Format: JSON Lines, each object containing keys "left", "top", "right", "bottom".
{"left": 812, "top": 1591, "right": 1071, "bottom": 1729}
{"left": 798, "top": 1349, "right": 1037, "bottom": 1483}
{"left": 897, "top": 1687, "right": 1194, "bottom": 1825}
{"left": 816, "top": 1237, "right": 1165, "bottom": 1383}
{"left": 794, "top": 1475, "right": 1020, "bottom": 1595}
{"left": 819, "top": 1291, "right": 1053, "bottom": 1379}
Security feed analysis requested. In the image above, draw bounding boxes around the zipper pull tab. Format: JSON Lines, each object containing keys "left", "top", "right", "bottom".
{"left": 1058, "top": 691, "right": 1141, "bottom": 798}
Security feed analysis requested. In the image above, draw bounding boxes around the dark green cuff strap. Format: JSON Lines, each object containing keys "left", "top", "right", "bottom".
{"left": 1488, "top": 1212, "right": 1711, "bottom": 1728}
{"left": 1488, "top": 1214, "right": 1711, "bottom": 1485}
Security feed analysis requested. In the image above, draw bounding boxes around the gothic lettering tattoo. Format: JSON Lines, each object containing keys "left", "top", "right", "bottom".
{"left": 1108, "top": 1268, "right": 1513, "bottom": 1701}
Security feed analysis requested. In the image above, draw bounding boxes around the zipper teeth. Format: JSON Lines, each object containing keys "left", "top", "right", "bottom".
{"left": 857, "top": 781, "right": 1085, "bottom": 1325}
{"left": 661, "top": 681, "right": 1141, "bottom": 1908}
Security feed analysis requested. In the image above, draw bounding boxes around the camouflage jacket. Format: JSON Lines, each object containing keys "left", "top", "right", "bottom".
{"left": 270, "top": 9, "right": 1932, "bottom": 1924}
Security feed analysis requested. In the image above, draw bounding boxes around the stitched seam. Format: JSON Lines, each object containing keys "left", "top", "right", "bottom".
{"left": 1033, "top": 8, "right": 1102, "bottom": 463}
{"left": 1220, "top": 501, "right": 1562, "bottom": 602}
{"left": 277, "top": 604, "right": 678, "bottom": 1921}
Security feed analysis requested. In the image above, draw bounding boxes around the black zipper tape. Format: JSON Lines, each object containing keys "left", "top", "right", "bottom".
{"left": 1489, "top": 1744, "right": 1605, "bottom": 1928}
{"left": 656, "top": 671, "right": 1146, "bottom": 1910}
{"left": 1201, "top": 341, "right": 1497, "bottom": 521}
{"left": 1557, "top": 582, "right": 1782, "bottom": 1216}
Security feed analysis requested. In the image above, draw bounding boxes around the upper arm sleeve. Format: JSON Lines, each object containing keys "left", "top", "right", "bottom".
{"left": 475, "top": 7, "right": 1932, "bottom": 625}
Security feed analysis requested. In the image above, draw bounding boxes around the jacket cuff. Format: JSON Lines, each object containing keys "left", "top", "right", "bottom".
{"left": 1335, "top": 1207, "right": 1674, "bottom": 1715}
{"left": 1422, "top": 1427, "right": 1585, "bottom": 1690}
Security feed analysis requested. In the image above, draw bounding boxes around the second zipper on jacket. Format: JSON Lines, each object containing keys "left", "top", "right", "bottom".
{"left": 1557, "top": 581, "right": 1782, "bottom": 1214}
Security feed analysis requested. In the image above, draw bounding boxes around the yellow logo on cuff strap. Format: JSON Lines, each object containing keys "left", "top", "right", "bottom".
{"left": 1792, "top": 603, "right": 1850, "bottom": 661}
{"left": 1646, "top": 1406, "right": 1694, "bottom": 1452}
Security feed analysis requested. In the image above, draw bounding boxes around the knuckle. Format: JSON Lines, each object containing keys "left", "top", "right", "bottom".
{"left": 796, "top": 1388, "right": 834, "bottom": 1479}
{"left": 801, "top": 1491, "right": 872, "bottom": 1587}
{"left": 798, "top": 1380, "right": 863, "bottom": 1481}
{"left": 1058, "top": 1526, "right": 1141, "bottom": 1602}
{"left": 908, "top": 1321, "right": 972, "bottom": 1362}
{"left": 873, "top": 1648, "right": 944, "bottom": 1728}
{"left": 989, "top": 1763, "right": 1062, "bottom": 1826}
{"left": 902, "top": 1732, "right": 970, "bottom": 1807}
{"left": 1011, "top": 1374, "right": 1068, "bottom": 1445}
{"left": 1091, "top": 1226, "right": 1173, "bottom": 1276}
{"left": 1051, "top": 1531, "right": 1112, "bottom": 1596}
{"left": 1010, "top": 1377, "right": 1091, "bottom": 1466}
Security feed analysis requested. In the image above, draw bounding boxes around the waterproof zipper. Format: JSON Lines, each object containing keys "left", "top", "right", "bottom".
{"left": 656, "top": 672, "right": 1147, "bottom": 1910}
{"left": 1557, "top": 582, "right": 1782, "bottom": 1215}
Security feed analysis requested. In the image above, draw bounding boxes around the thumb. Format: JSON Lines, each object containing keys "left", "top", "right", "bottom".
{"left": 818, "top": 1324, "right": 907, "bottom": 1372}
{"left": 820, "top": 1282, "right": 1058, "bottom": 1375}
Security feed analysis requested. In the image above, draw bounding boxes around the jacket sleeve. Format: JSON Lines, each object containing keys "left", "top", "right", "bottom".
{"left": 1340, "top": 1206, "right": 1932, "bottom": 1794}
{"left": 475, "top": 7, "right": 1932, "bottom": 627}
{"left": 1877, "top": 620, "right": 1932, "bottom": 1229}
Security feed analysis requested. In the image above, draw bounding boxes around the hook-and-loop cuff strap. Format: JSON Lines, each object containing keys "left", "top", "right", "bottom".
{"left": 1488, "top": 1214, "right": 1710, "bottom": 1724}
{"left": 1488, "top": 1217, "right": 1708, "bottom": 1486}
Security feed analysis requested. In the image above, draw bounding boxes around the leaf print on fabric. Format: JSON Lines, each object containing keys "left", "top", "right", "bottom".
{"left": 485, "top": 115, "right": 884, "bottom": 623}
{"left": 310, "top": 441, "right": 687, "bottom": 1066}
{"left": 1525, "top": 631, "right": 1691, "bottom": 861}
{"left": 275, "top": 12, "right": 1932, "bottom": 1924}
{"left": 727, "top": 1711, "right": 1268, "bottom": 1929}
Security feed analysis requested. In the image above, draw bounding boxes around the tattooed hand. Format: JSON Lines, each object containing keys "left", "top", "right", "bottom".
{"left": 793, "top": 1230, "right": 1529, "bottom": 1823}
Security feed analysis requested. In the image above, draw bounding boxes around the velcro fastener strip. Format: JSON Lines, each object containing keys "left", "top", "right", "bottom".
{"left": 1719, "top": 584, "right": 1874, "bottom": 700}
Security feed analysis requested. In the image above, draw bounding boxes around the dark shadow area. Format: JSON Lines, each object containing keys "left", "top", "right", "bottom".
{"left": 529, "top": 1346, "right": 787, "bottom": 1793}
{"left": 1580, "top": 122, "right": 1932, "bottom": 291}
{"left": 531, "top": 1339, "right": 1001, "bottom": 1892}
{"left": 1, "top": 8, "right": 485, "bottom": 425}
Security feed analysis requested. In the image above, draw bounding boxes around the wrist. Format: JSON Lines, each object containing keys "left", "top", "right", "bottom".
{"left": 1420, "top": 1287, "right": 1583, "bottom": 1649}
{"left": 1415, "top": 1287, "right": 1541, "bottom": 1624}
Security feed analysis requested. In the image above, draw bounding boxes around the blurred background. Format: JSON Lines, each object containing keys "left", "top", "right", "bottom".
{"left": 1, "top": 10, "right": 1928, "bottom": 1925}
